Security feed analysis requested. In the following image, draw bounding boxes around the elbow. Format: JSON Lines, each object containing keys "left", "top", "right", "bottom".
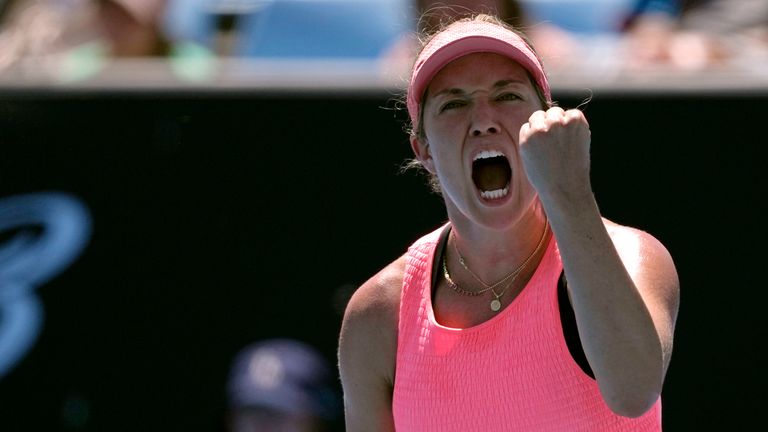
{"left": 600, "top": 374, "right": 661, "bottom": 418}
{"left": 605, "top": 392, "right": 660, "bottom": 418}
{"left": 597, "top": 348, "right": 666, "bottom": 418}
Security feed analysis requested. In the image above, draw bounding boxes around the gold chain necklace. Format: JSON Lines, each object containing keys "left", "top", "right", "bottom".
{"left": 456, "top": 241, "right": 520, "bottom": 289}
{"left": 443, "top": 217, "right": 550, "bottom": 312}
{"left": 443, "top": 258, "right": 492, "bottom": 296}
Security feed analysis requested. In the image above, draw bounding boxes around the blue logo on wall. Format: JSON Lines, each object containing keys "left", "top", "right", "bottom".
{"left": 0, "top": 193, "right": 92, "bottom": 378}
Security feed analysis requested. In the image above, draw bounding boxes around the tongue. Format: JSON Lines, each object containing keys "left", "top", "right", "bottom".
{"left": 473, "top": 157, "right": 511, "bottom": 192}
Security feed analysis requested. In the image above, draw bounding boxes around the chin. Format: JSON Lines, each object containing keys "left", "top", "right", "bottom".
{"left": 468, "top": 207, "right": 524, "bottom": 231}
{"left": 477, "top": 193, "right": 538, "bottom": 230}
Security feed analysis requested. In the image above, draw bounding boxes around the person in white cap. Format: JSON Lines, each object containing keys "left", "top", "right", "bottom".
{"left": 339, "top": 13, "right": 679, "bottom": 432}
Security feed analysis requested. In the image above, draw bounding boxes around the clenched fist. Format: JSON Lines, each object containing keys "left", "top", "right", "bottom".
{"left": 519, "top": 107, "right": 592, "bottom": 204}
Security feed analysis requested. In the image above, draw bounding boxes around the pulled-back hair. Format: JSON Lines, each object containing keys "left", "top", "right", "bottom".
{"left": 402, "top": 13, "right": 552, "bottom": 195}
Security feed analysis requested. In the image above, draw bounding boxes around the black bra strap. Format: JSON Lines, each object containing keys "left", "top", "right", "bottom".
{"left": 430, "top": 224, "right": 452, "bottom": 299}
{"left": 558, "top": 272, "right": 594, "bottom": 379}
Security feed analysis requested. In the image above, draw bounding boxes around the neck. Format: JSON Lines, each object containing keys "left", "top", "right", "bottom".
{"left": 446, "top": 199, "right": 550, "bottom": 286}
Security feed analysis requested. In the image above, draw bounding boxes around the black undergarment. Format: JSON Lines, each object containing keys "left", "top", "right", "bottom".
{"left": 430, "top": 225, "right": 595, "bottom": 379}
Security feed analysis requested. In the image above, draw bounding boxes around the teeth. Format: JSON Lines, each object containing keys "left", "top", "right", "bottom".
{"left": 480, "top": 186, "right": 509, "bottom": 200}
{"left": 473, "top": 150, "right": 505, "bottom": 161}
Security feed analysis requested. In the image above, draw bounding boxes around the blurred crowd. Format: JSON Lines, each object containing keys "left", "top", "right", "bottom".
{"left": 0, "top": 0, "right": 765, "bottom": 80}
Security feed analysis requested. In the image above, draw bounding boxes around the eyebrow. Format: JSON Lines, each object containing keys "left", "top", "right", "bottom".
{"left": 431, "top": 79, "right": 527, "bottom": 99}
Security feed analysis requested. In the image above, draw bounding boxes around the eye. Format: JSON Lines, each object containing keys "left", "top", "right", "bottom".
{"left": 496, "top": 92, "right": 521, "bottom": 101}
{"left": 440, "top": 100, "right": 466, "bottom": 112}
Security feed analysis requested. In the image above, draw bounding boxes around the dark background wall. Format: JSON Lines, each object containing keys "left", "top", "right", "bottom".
{"left": 0, "top": 89, "right": 764, "bottom": 430}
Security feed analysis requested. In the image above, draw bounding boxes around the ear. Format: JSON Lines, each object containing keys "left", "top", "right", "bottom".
{"left": 410, "top": 134, "right": 436, "bottom": 174}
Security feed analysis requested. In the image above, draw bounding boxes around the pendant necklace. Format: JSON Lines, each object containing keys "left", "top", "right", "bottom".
{"left": 445, "top": 217, "right": 549, "bottom": 312}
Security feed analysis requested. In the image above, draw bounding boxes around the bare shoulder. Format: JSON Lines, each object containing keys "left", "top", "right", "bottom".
{"left": 343, "top": 255, "right": 406, "bottom": 332}
{"left": 338, "top": 254, "right": 406, "bottom": 430}
{"left": 602, "top": 219, "right": 677, "bottom": 276}
{"left": 340, "top": 255, "right": 406, "bottom": 362}
{"left": 602, "top": 218, "right": 680, "bottom": 316}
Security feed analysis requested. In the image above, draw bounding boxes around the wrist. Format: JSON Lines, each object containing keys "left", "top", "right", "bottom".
{"left": 537, "top": 183, "right": 595, "bottom": 214}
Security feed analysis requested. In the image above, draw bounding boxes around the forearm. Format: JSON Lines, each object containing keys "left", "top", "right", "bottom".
{"left": 540, "top": 191, "right": 664, "bottom": 417}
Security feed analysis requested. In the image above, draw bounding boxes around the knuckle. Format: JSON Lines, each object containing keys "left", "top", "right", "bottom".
{"left": 566, "top": 109, "right": 583, "bottom": 119}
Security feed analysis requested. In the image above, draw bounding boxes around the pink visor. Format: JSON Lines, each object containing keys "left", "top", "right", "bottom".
{"left": 407, "top": 19, "right": 551, "bottom": 132}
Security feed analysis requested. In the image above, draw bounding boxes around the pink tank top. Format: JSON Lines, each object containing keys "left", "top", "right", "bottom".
{"left": 392, "top": 225, "right": 661, "bottom": 431}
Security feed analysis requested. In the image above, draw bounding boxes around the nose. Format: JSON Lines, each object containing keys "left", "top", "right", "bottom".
{"left": 470, "top": 101, "right": 500, "bottom": 137}
{"left": 472, "top": 124, "right": 499, "bottom": 137}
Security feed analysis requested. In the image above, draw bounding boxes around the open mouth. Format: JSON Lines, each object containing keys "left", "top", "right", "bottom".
{"left": 472, "top": 150, "right": 511, "bottom": 200}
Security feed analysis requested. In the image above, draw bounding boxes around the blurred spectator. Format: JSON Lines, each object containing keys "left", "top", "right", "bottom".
{"left": 0, "top": 0, "right": 169, "bottom": 77}
{"left": 622, "top": 0, "right": 683, "bottom": 68}
{"left": 513, "top": 0, "right": 680, "bottom": 68}
{"left": 226, "top": 339, "right": 340, "bottom": 432}
{"left": 680, "top": 0, "right": 767, "bottom": 34}
{"left": 0, "top": 0, "right": 166, "bottom": 65}
{"left": 665, "top": 0, "right": 768, "bottom": 70}
{"left": 0, "top": 0, "right": 93, "bottom": 71}
{"left": 163, "top": 0, "right": 411, "bottom": 58}
{"left": 97, "top": 0, "right": 169, "bottom": 57}
{"left": 517, "top": 0, "right": 677, "bottom": 34}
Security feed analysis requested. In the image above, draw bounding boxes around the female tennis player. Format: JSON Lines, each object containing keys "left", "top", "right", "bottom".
{"left": 339, "top": 14, "right": 679, "bottom": 431}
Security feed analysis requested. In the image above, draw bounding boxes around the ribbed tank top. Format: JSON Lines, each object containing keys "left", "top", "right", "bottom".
{"left": 393, "top": 225, "right": 661, "bottom": 431}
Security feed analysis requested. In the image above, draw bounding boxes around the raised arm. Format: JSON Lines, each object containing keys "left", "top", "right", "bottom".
{"left": 338, "top": 257, "right": 404, "bottom": 431}
{"left": 519, "top": 107, "right": 680, "bottom": 417}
